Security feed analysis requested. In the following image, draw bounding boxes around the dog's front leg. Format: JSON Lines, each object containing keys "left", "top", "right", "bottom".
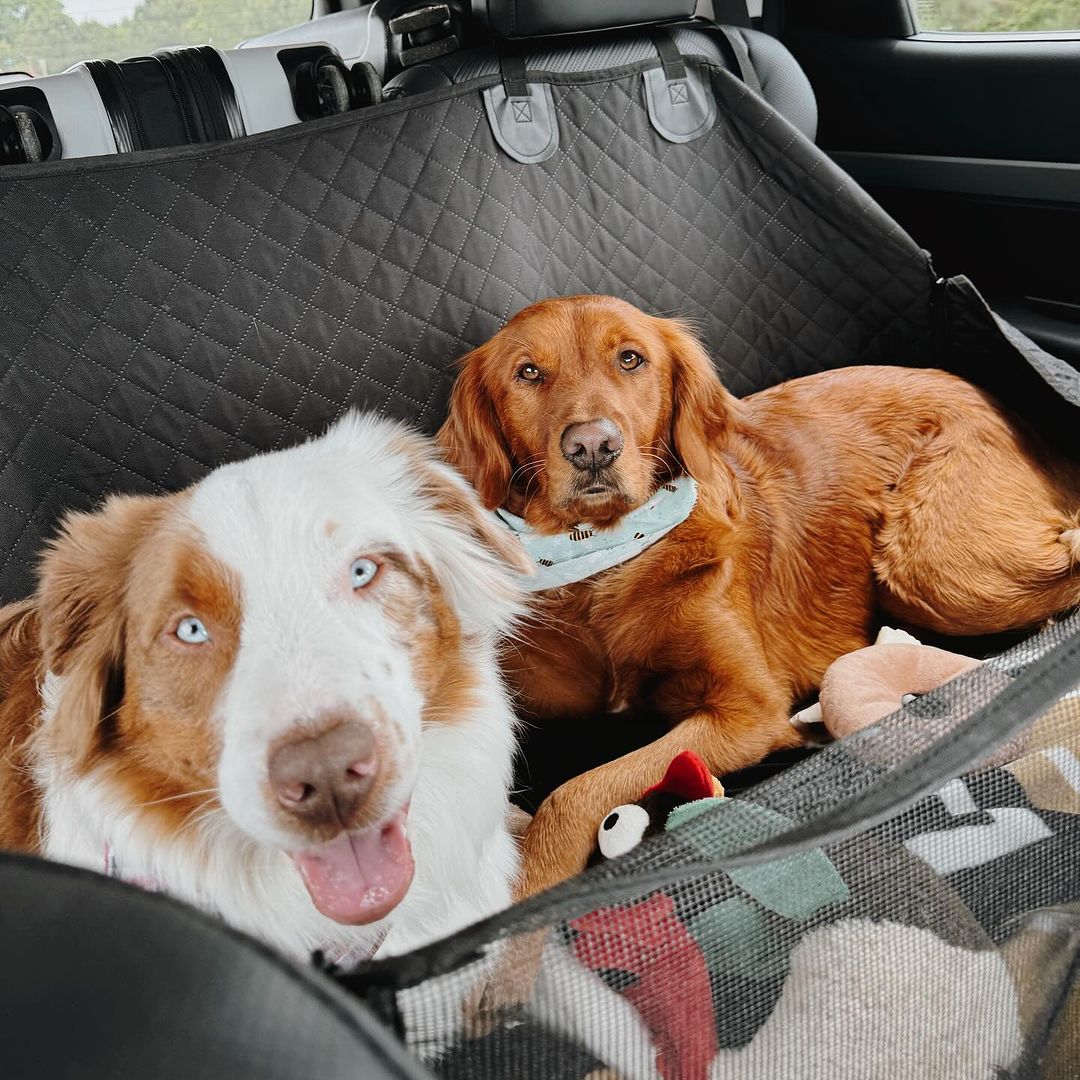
{"left": 516, "top": 701, "right": 799, "bottom": 900}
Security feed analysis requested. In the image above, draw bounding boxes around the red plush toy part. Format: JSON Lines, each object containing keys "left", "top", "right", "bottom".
{"left": 643, "top": 750, "right": 722, "bottom": 802}
{"left": 570, "top": 892, "right": 717, "bottom": 1080}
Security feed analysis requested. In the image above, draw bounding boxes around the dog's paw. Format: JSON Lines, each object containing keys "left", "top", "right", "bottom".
{"left": 461, "top": 930, "right": 548, "bottom": 1038}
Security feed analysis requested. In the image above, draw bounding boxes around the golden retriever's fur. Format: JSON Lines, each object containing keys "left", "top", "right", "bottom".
{"left": 439, "top": 294, "right": 1080, "bottom": 896}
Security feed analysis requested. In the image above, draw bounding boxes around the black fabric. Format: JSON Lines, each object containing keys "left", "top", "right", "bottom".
{"left": 707, "top": 0, "right": 753, "bottom": 28}
{"left": 435, "top": 1019, "right": 605, "bottom": 1079}
{"left": 0, "top": 853, "right": 431, "bottom": 1080}
{"left": 649, "top": 29, "right": 688, "bottom": 81}
{"left": 5, "top": 57, "right": 1064, "bottom": 601}
{"left": 498, "top": 51, "right": 529, "bottom": 97}
{"left": 471, "top": 0, "right": 697, "bottom": 39}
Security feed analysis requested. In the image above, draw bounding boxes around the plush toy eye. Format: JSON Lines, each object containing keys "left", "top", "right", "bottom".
{"left": 618, "top": 350, "right": 645, "bottom": 371}
{"left": 175, "top": 616, "right": 210, "bottom": 645}
{"left": 517, "top": 363, "right": 542, "bottom": 382}
{"left": 597, "top": 803, "right": 651, "bottom": 860}
{"left": 350, "top": 557, "right": 379, "bottom": 590}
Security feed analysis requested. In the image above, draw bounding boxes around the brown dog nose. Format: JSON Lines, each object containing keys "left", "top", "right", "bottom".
{"left": 268, "top": 718, "right": 377, "bottom": 830}
{"left": 561, "top": 419, "right": 624, "bottom": 471}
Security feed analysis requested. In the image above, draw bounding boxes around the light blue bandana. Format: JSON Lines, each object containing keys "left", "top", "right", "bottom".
{"left": 495, "top": 476, "right": 698, "bottom": 592}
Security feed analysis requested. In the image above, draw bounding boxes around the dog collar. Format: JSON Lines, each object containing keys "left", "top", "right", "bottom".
{"left": 495, "top": 476, "right": 698, "bottom": 591}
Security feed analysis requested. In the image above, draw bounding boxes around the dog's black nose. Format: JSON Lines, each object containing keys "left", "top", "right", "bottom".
{"left": 561, "top": 419, "right": 624, "bottom": 471}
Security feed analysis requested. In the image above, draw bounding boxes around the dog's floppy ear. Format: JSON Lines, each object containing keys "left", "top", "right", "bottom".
{"left": 420, "top": 453, "right": 536, "bottom": 579}
{"left": 661, "top": 320, "right": 741, "bottom": 507}
{"left": 0, "top": 599, "right": 43, "bottom": 848}
{"left": 436, "top": 345, "right": 515, "bottom": 511}
{"left": 36, "top": 495, "right": 161, "bottom": 768}
{"left": 406, "top": 440, "right": 533, "bottom": 583}
{"left": 394, "top": 430, "right": 533, "bottom": 633}
{"left": 0, "top": 599, "right": 39, "bottom": 688}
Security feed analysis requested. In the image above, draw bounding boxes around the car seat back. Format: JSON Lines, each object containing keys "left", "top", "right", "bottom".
{"left": 385, "top": 0, "right": 818, "bottom": 141}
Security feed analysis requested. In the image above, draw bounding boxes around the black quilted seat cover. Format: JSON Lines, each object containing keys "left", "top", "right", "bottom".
{"left": 0, "top": 59, "right": 1076, "bottom": 601}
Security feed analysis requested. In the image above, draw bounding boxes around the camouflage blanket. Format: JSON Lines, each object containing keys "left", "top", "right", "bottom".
{"left": 434, "top": 693, "right": 1080, "bottom": 1080}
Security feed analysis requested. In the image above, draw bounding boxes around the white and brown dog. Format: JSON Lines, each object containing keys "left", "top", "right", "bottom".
{"left": 0, "top": 413, "right": 532, "bottom": 966}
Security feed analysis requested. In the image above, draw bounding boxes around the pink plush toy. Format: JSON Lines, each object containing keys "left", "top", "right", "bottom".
{"left": 792, "top": 628, "right": 983, "bottom": 741}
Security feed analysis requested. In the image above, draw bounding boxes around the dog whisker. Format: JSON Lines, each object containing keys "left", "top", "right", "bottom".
{"left": 137, "top": 787, "right": 218, "bottom": 809}
{"left": 508, "top": 462, "right": 545, "bottom": 487}
{"left": 506, "top": 457, "right": 547, "bottom": 507}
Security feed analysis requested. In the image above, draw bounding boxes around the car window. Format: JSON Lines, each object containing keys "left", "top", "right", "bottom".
{"left": 915, "top": 0, "right": 1080, "bottom": 32}
{"left": 0, "top": 0, "right": 312, "bottom": 77}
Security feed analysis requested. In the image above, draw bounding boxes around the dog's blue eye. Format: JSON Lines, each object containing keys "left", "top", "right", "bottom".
{"left": 175, "top": 617, "right": 210, "bottom": 645}
{"left": 350, "top": 557, "right": 379, "bottom": 590}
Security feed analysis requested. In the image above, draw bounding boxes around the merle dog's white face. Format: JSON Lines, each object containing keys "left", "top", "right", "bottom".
{"left": 36, "top": 413, "right": 531, "bottom": 927}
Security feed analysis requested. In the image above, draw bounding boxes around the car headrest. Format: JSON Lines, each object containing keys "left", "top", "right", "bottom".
{"left": 470, "top": 0, "right": 698, "bottom": 40}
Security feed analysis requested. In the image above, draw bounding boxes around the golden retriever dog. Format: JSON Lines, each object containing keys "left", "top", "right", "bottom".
{"left": 438, "top": 294, "right": 1080, "bottom": 898}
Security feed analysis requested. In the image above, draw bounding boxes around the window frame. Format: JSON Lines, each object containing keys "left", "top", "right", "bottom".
{"left": 913, "top": 29, "right": 1080, "bottom": 41}
{"left": 906, "top": 0, "right": 1080, "bottom": 42}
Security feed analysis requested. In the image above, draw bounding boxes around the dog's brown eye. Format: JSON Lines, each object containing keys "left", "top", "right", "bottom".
{"left": 517, "top": 363, "right": 542, "bottom": 382}
{"left": 619, "top": 350, "right": 645, "bottom": 371}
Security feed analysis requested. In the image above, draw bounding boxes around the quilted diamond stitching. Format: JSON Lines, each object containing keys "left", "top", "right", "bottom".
{"left": 528, "top": 77, "right": 922, "bottom": 395}
{"left": 0, "top": 62, "right": 1071, "bottom": 599}
{"left": 0, "top": 92, "right": 537, "bottom": 496}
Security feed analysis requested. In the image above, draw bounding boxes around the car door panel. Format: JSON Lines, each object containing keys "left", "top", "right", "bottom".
{"left": 785, "top": 20, "right": 1080, "bottom": 365}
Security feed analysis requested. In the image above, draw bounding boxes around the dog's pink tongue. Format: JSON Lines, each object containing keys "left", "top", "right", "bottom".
{"left": 292, "top": 810, "right": 414, "bottom": 925}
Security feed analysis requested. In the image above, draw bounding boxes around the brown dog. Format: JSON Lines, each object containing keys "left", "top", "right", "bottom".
{"left": 438, "top": 294, "right": 1080, "bottom": 898}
